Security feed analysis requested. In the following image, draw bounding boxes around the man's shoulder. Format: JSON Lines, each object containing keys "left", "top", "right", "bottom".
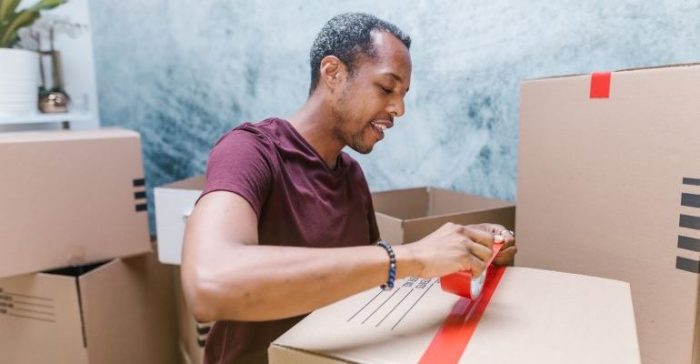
{"left": 214, "top": 118, "right": 283, "bottom": 150}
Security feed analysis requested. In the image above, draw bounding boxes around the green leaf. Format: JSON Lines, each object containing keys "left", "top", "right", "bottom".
{"left": 0, "top": 0, "right": 21, "bottom": 24}
{"left": 0, "top": 10, "right": 39, "bottom": 47}
{"left": 27, "top": 0, "right": 65, "bottom": 13}
{"left": 0, "top": 0, "right": 66, "bottom": 48}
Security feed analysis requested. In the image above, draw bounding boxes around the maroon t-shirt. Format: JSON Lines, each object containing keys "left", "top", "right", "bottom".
{"left": 199, "top": 118, "right": 380, "bottom": 363}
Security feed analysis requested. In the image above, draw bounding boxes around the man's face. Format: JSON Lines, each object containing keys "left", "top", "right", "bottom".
{"left": 332, "top": 31, "right": 412, "bottom": 154}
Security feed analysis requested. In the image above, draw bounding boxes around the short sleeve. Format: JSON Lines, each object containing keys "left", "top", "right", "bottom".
{"left": 199, "top": 128, "right": 275, "bottom": 217}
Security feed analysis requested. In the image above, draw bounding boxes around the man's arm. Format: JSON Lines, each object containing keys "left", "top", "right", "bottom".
{"left": 181, "top": 190, "right": 500, "bottom": 323}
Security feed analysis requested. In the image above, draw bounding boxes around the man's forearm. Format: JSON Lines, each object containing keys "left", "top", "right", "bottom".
{"left": 184, "top": 242, "right": 419, "bottom": 322}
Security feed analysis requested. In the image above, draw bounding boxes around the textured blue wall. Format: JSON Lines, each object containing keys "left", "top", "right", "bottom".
{"left": 90, "top": 1, "right": 700, "bottom": 228}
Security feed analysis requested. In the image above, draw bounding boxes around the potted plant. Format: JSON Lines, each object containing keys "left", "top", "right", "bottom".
{"left": 0, "top": 0, "right": 65, "bottom": 116}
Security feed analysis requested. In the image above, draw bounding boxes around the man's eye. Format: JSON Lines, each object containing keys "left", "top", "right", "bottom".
{"left": 380, "top": 86, "right": 392, "bottom": 94}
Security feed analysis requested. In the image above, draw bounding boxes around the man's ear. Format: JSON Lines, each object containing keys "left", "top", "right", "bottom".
{"left": 319, "top": 56, "right": 347, "bottom": 93}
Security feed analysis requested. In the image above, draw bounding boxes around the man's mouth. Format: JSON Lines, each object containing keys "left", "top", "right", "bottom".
{"left": 370, "top": 119, "right": 393, "bottom": 140}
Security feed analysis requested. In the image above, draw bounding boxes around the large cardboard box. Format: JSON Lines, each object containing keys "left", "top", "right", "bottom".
{"left": 269, "top": 267, "right": 640, "bottom": 363}
{"left": 173, "top": 268, "right": 212, "bottom": 364}
{"left": 0, "top": 252, "right": 180, "bottom": 363}
{"left": 154, "top": 176, "right": 205, "bottom": 265}
{"left": 372, "top": 187, "right": 515, "bottom": 245}
{"left": 517, "top": 64, "right": 700, "bottom": 363}
{"left": 0, "top": 128, "right": 151, "bottom": 278}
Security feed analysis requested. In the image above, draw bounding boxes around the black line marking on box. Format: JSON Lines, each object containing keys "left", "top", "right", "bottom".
{"left": 676, "top": 257, "right": 700, "bottom": 273}
{"left": 679, "top": 215, "right": 700, "bottom": 230}
{"left": 361, "top": 287, "right": 402, "bottom": 325}
{"left": 678, "top": 235, "right": 700, "bottom": 252}
{"left": 376, "top": 289, "right": 414, "bottom": 328}
{"left": 347, "top": 289, "right": 384, "bottom": 322}
{"left": 391, "top": 280, "right": 437, "bottom": 331}
{"left": 8, "top": 313, "right": 55, "bottom": 323}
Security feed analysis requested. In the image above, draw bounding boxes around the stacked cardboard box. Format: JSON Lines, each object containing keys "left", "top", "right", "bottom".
{"left": 517, "top": 64, "right": 700, "bottom": 363}
{"left": 0, "top": 128, "right": 179, "bottom": 363}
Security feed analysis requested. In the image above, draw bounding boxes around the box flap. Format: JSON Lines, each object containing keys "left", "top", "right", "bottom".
{"left": 427, "top": 187, "right": 513, "bottom": 216}
{"left": 0, "top": 269, "right": 87, "bottom": 363}
{"left": 402, "top": 206, "right": 515, "bottom": 244}
{"left": 372, "top": 187, "right": 429, "bottom": 220}
{"left": 79, "top": 256, "right": 179, "bottom": 364}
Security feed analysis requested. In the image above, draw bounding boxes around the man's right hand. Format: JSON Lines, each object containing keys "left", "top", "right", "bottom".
{"left": 400, "top": 222, "right": 496, "bottom": 279}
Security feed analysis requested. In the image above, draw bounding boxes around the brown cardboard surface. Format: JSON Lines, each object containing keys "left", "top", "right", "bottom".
{"left": 0, "top": 128, "right": 151, "bottom": 278}
{"left": 269, "top": 267, "right": 640, "bottom": 364}
{"left": 517, "top": 64, "right": 700, "bottom": 364}
{"left": 372, "top": 187, "right": 515, "bottom": 244}
{"left": 0, "top": 253, "right": 180, "bottom": 364}
{"left": 174, "top": 268, "right": 212, "bottom": 364}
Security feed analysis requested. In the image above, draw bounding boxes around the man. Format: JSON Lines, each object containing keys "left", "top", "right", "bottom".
{"left": 181, "top": 12, "right": 516, "bottom": 364}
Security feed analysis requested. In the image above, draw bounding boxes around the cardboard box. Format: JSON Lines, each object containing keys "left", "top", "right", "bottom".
{"left": 154, "top": 176, "right": 205, "bottom": 265}
{"left": 517, "top": 64, "right": 700, "bottom": 363}
{"left": 174, "top": 268, "right": 212, "bottom": 364}
{"left": 0, "top": 128, "right": 151, "bottom": 278}
{"left": 372, "top": 187, "right": 515, "bottom": 245}
{"left": 0, "top": 252, "right": 180, "bottom": 364}
{"left": 269, "top": 267, "right": 640, "bottom": 363}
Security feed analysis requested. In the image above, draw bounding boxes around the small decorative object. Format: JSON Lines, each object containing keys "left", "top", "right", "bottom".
{"left": 0, "top": 0, "right": 66, "bottom": 116}
{"left": 37, "top": 27, "right": 70, "bottom": 113}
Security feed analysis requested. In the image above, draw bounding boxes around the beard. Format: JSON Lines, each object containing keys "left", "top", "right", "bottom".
{"left": 347, "top": 127, "right": 374, "bottom": 154}
{"left": 333, "top": 86, "right": 375, "bottom": 154}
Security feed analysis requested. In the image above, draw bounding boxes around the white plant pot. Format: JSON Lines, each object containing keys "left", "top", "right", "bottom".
{"left": 0, "top": 49, "right": 39, "bottom": 116}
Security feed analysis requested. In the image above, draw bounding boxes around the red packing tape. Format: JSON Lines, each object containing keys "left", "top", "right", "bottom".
{"left": 420, "top": 265, "right": 506, "bottom": 364}
{"left": 441, "top": 242, "right": 503, "bottom": 298}
{"left": 590, "top": 72, "right": 612, "bottom": 99}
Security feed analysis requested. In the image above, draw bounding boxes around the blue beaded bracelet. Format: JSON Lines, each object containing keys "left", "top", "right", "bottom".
{"left": 376, "top": 240, "right": 396, "bottom": 290}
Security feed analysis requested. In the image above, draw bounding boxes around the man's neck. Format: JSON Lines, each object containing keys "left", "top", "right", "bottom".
{"left": 288, "top": 95, "right": 344, "bottom": 169}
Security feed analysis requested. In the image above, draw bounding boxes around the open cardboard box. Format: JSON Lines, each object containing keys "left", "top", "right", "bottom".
{"left": 0, "top": 128, "right": 151, "bottom": 278}
{"left": 269, "top": 267, "right": 640, "bottom": 363}
{"left": 517, "top": 63, "right": 700, "bottom": 363}
{"left": 0, "top": 253, "right": 179, "bottom": 364}
{"left": 372, "top": 187, "right": 515, "bottom": 245}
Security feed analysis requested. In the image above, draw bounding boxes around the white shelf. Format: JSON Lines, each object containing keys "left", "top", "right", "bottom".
{"left": 0, "top": 112, "right": 93, "bottom": 125}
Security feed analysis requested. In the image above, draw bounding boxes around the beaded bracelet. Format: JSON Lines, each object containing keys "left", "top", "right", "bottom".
{"left": 376, "top": 240, "right": 396, "bottom": 290}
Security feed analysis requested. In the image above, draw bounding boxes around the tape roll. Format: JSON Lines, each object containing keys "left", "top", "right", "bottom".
{"left": 440, "top": 242, "right": 504, "bottom": 298}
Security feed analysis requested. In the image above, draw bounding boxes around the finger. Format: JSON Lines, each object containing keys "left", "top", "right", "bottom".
{"left": 462, "top": 225, "right": 494, "bottom": 249}
{"left": 468, "top": 241, "right": 492, "bottom": 262}
{"left": 498, "top": 235, "right": 515, "bottom": 249}
{"left": 493, "top": 246, "right": 517, "bottom": 266}
{"left": 471, "top": 223, "right": 505, "bottom": 235}
{"left": 469, "top": 257, "right": 486, "bottom": 277}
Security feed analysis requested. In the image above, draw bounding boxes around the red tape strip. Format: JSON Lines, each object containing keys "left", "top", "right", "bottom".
{"left": 590, "top": 72, "right": 612, "bottom": 99}
{"left": 441, "top": 243, "right": 503, "bottom": 298}
{"left": 420, "top": 266, "right": 506, "bottom": 363}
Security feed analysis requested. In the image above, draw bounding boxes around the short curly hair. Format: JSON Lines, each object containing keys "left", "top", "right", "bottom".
{"left": 308, "top": 13, "right": 411, "bottom": 95}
